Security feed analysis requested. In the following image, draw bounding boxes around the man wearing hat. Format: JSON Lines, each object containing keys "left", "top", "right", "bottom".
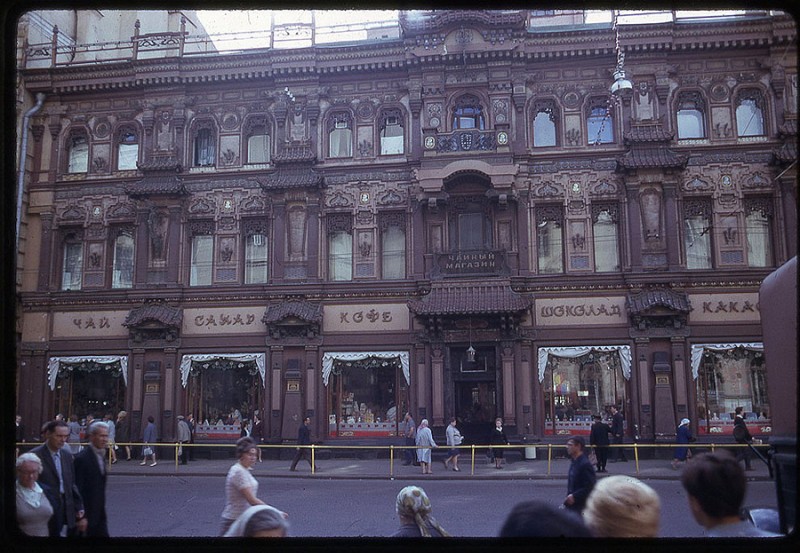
{"left": 672, "top": 418, "right": 693, "bottom": 470}
{"left": 176, "top": 415, "right": 191, "bottom": 465}
{"left": 589, "top": 414, "right": 611, "bottom": 473}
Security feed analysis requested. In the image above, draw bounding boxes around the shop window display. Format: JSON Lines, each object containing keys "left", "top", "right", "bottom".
{"left": 327, "top": 356, "right": 408, "bottom": 437}
{"left": 52, "top": 360, "right": 126, "bottom": 422}
{"left": 694, "top": 344, "right": 771, "bottom": 437}
{"left": 543, "top": 351, "right": 626, "bottom": 436}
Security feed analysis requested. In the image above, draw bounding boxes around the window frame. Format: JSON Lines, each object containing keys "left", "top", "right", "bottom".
{"left": 452, "top": 94, "right": 486, "bottom": 131}
{"left": 243, "top": 219, "right": 269, "bottom": 284}
{"left": 243, "top": 116, "right": 271, "bottom": 165}
{"left": 66, "top": 130, "right": 90, "bottom": 174}
{"left": 327, "top": 112, "right": 353, "bottom": 159}
{"left": 675, "top": 91, "right": 707, "bottom": 140}
{"left": 586, "top": 98, "right": 615, "bottom": 145}
{"left": 735, "top": 88, "right": 767, "bottom": 138}
{"left": 591, "top": 203, "right": 620, "bottom": 272}
{"left": 192, "top": 121, "right": 217, "bottom": 167}
{"left": 327, "top": 213, "right": 353, "bottom": 281}
{"left": 110, "top": 228, "right": 135, "bottom": 289}
{"left": 60, "top": 230, "right": 84, "bottom": 291}
{"left": 380, "top": 212, "right": 406, "bottom": 280}
{"left": 531, "top": 100, "right": 559, "bottom": 148}
{"left": 683, "top": 198, "right": 714, "bottom": 269}
{"left": 744, "top": 196, "right": 774, "bottom": 268}
{"left": 115, "top": 125, "right": 140, "bottom": 171}
{"left": 535, "top": 205, "right": 565, "bottom": 274}
{"left": 379, "top": 109, "right": 405, "bottom": 156}
{"left": 188, "top": 222, "right": 215, "bottom": 286}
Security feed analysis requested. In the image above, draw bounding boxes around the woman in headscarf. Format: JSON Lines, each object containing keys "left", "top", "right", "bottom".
{"left": 223, "top": 504, "right": 289, "bottom": 537}
{"left": 414, "top": 419, "right": 437, "bottom": 474}
{"left": 391, "top": 486, "right": 450, "bottom": 537}
{"left": 672, "top": 418, "right": 693, "bottom": 469}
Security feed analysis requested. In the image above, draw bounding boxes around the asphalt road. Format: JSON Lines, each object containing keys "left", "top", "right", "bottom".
{"left": 107, "top": 475, "right": 779, "bottom": 538}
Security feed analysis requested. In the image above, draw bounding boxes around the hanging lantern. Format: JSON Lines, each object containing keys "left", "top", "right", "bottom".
{"left": 466, "top": 345, "right": 476, "bottom": 363}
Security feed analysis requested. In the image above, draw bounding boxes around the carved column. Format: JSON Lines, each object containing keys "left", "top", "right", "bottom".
{"left": 272, "top": 201, "right": 286, "bottom": 281}
{"left": 269, "top": 347, "right": 284, "bottom": 439}
{"left": 662, "top": 180, "right": 681, "bottom": 269}
{"left": 501, "top": 342, "right": 515, "bottom": 426}
{"left": 672, "top": 338, "right": 689, "bottom": 421}
{"left": 37, "top": 213, "right": 54, "bottom": 291}
{"left": 431, "top": 345, "right": 444, "bottom": 426}
{"left": 166, "top": 206, "right": 182, "bottom": 284}
{"left": 625, "top": 182, "right": 643, "bottom": 271}
{"left": 134, "top": 208, "right": 149, "bottom": 287}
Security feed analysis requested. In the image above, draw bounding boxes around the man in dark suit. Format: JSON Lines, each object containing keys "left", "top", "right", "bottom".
{"left": 589, "top": 414, "right": 611, "bottom": 472}
{"left": 31, "top": 420, "right": 87, "bottom": 537}
{"left": 75, "top": 421, "right": 111, "bottom": 536}
{"left": 289, "top": 416, "right": 317, "bottom": 471}
{"left": 733, "top": 406, "right": 754, "bottom": 471}
{"left": 609, "top": 405, "right": 628, "bottom": 462}
{"left": 563, "top": 436, "right": 597, "bottom": 513}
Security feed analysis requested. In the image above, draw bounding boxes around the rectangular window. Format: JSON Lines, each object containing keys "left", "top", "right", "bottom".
{"left": 247, "top": 133, "right": 270, "bottom": 164}
{"left": 245, "top": 233, "right": 269, "bottom": 284}
{"left": 593, "top": 208, "right": 619, "bottom": 272}
{"left": 381, "top": 225, "right": 405, "bottom": 279}
{"left": 68, "top": 136, "right": 89, "bottom": 173}
{"left": 380, "top": 118, "right": 404, "bottom": 155}
{"left": 190, "top": 235, "right": 213, "bottom": 286}
{"left": 329, "top": 128, "right": 353, "bottom": 158}
{"left": 745, "top": 209, "right": 773, "bottom": 267}
{"left": 458, "top": 212, "right": 484, "bottom": 250}
{"left": 684, "top": 212, "right": 712, "bottom": 269}
{"left": 194, "top": 129, "right": 215, "bottom": 166}
{"left": 537, "top": 219, "right": 564, "bottom": 273}
{"left": 111, "top": 233, "right": 135, "bottom": 288}
{"left": 329, "top": 230, "right": 352, "bottom": 281}
{"left": 62, "top": 241, "right": 83, "bottom": 290}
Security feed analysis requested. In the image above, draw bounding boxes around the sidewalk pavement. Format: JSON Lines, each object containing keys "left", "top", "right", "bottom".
{"left": 106, "top": 450, "right": 773, "bottom": 481}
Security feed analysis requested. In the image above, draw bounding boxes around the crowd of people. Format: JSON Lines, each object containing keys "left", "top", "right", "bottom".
{"left": 14, "top": 407, "right": 780, "bottom": 539}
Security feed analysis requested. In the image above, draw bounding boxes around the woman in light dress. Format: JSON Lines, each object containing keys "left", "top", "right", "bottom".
{"left": 415, "top": 419, "right": 437, "bottom": 475}
{"left": 15, "top": 453, "right": 54, "bottom": 536}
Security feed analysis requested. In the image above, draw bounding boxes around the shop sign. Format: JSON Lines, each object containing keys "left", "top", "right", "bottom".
{"left": 688, "top": 293, "right": 760, "bottom": 323}
{"left": 323, "top": 304, "right": 408, "bottom": 332}
{"left": 535, "top": 297, "right": 626, "bottom": 326}
{"left": 182, "top": 307, "right": 266, "bottom": 335}
{"left": 433, "top": 250, "right": 508, "bottom": 276}
{"left": 52, "top": 311, "right": 128, "bottom": 338}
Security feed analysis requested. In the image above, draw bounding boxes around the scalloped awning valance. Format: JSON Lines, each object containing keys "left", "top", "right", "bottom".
{"left": 690, "top": 343, "right": 763, "bottom": 380}
{"left": 537, "top": 345, "right": 632, "bottom": 383}
{"left": 179, "top": 353, "right": 266, "bottom": 388}
{"left": 47, "top": 355, "right": 129, "bottom": 391}
{"left": 322, "top": 351, "right": 410, "bottom": 386}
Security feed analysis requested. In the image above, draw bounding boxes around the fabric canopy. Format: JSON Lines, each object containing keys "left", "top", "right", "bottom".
{"left": 690, "top": 342, "right": 764, "bottom": 380}
{"left": 322, "top": 351, "right": 410, "bottom": 386}
{"left": 180, "top": 353, "right": 266, "bottom": 388}
{"left": 47, "top": 355, "right": 129, "bottom": 391}
{"left": 537, "top": 345, "right": 632, "bottom": 383}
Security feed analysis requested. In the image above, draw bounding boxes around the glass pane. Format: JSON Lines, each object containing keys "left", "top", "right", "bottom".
{"left": 329, "top": 128, "right": 352, "bottom": 157}
{"left": 190, "top": 235, "right": 213, "bottom": 286}
{"left": 62, "top": 242, "right": 83, "bottom": 290}
{"left": 587, "top": 107, "right": 614, "bottom": 144}
{"left": 194, "top": 129, "right": 215, "bottom": 166}
{"left": 381, "top": 225, "right": 405, "bottom": 279}
{"left": 677, "top": 109, "right": 705, "bottom": 139}
{"left": 190, "top": 361, "right": 260, "bottom": 427}
{"left": 117, "top": 143, "right": 138, "bottom": 170}
{"left": 736, "top": 99, "right": 765, "bottom": 137}
{"left": 684, "top": 215, "right": 712, "bottom": 269}
{"left": 380, "top": 129, "right": 404, "bottom": 155}
{"left": 533, "top": 111, "right": 556, "bottom": 147}
{"left": 458, "top": 212, "right": 484, "bottom": 250}
{"left": 68, "top": 137, "right": 89, "bottom": 173}
{"left": 329, "top": 230, "right": 352, "bottom": 281}
{"left": 245, "top": 233, "right": 269, "bottom": 284}
{"left": 537, "top": 220, "right": 564, "bottom": 273}
{"left": 112, "top": 234, "right": 134, "bottom": 289}
{"left": 593, "top": 211, "right": 619, "bottom": 272}
{"left": 247, "top": 134, "right": 270, "bottom": 164}
{"left": 746, "top": 211, "right": 772, "bottom": 267}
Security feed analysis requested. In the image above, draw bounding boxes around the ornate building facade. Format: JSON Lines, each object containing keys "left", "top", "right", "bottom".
{"left": 14, "top": 10, "right": 797, "bottom": 448}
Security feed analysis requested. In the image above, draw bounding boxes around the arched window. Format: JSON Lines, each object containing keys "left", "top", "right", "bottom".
{"left": 379, "top": 110, "right": 404, "bottom": 155}
{"left": 452, "top": 95, "right": 485, "bottom": 130}
{"left": 193, "top": 124, "right": 216, "bottom": 167}
{"left": 735, "top": 89, "right": 766, "bottom": 137}
{"left": 676, "top": 92, "right": 707, "bottom": 139}
{"left": 111, "top": 230, "right": 135, "bottom": 289}
{"left": 116, "top": 128, "right": 139, "bottom": 170}
{"left": 532, "top": 101, "right": 557, "bottom": 147}
{"left": 245, "top": 119, "right": 271, "bottom": 164}
{"left": 67, "top": 133, "right": 89, "bottom": 173}
{"left": 328, "top": 113, "right": 353, "bottom": 158}
{"left": 586, "top": 99, "right": 614, "bottom": 145}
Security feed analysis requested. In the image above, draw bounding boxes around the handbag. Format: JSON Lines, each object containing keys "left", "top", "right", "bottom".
{"left": 143, "top": 446, "right": 153, "bottom": 456}
{"left": 588, "top": 450, "right": 598, "bottom": 465}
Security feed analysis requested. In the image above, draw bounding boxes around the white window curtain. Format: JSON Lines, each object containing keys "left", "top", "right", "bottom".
{"left": 247, "top": 133, "right": 270, "bottom": 164}
{"left": 746, "top": 211, "right": 772, "bottom": 267}
{"left": 381, "top": 225, "right": 405, "bottom": 279}
{"left": 68, "top": 137, "right": 89, "bottom": 173}
{"left": 677, "top": 109, "right": 705, "bottom": 139}
{"left": 329, "top": 231, "right": 352, "bottom": 281}
{"left": 179, "top": 353, "right": 266, "bottom": 388}
{"left": 117, "top": 141, "right": 139, "bottom": 170}
{"left": 593, "top": 210, "right": 619, "bottom": 272}
{"left": 537, "top": 220, "right": 564, "bottom": 273}
{"left": 112, "top": 233, "right": 135, "bottom": 288}
{"left": 684, "top": 216, "right": 712, "bottom": 269}
{"left": 690, "top": 343, "right": 764, "bottom": 380}
{"left": 245, "top": 233, "right": 268, "bottom": 284}
{"left": 537, "top": 345, "right": 632, "bottom": 383}
{"left": 329, "top": 128, "right": 352, "bottom": 158}
{"left": 47, "top": 355, "right": 129, "bottom": 390}
{"left": 322, "top": 351, "right": 410, "bottom": 386}
{"left": 190, "top": 235, "right": 213, "bottom": 286}
{"left": 62, "top": 241, "right": 83, "bottom": 290}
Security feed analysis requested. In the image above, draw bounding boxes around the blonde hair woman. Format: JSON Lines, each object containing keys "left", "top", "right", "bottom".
{"left": 584, "top": 475, "right": 661, "bottom": 537}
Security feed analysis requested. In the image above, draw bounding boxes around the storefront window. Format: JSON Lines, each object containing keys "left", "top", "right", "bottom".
{"left": 694, "top": 344, "right": 770, "bottom": 437}
{"left": 542, "top": 349, "right": 627, "bottom": 436}
{"left": 52, "top": 360, "right": 126, "bottom": 421}
{"left": 326, "top": 354, "right": 408, "bottom": 438}
{"left": 186, "top": 358, "right": 263, "bottom": 428}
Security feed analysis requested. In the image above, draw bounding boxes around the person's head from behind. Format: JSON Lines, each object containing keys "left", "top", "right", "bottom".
{"left": 583, "top": 475, "right": 661, "bottom": 537}
{"left": 499, "top": 500, "right": 591, "bottom": 537}
{"left": 244, "top": 505, "right": 288, "bottom": 537}
{"left": 395, "top": 485, "right": 449, "bottom": 537}
{"left": 680, "top": 451, "right": 746, "bottom": 527}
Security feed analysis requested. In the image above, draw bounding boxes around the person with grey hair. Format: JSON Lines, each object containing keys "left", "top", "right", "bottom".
{"left": 223, "top": 504, "right": 289, "bottom": 537}
{"left": 583, "top": 475, "right": 661, "bottom": 537}
{"left": 16, "top": 452, "right": 54, "bottom": 536}
{"left": 220, "top": 436, "right": 265, "bottom": 535}
{"left": 391, "top": 485, "right": 450, "bottom": 537}
{"left": 74, "top": 421, "right": 111, "bottom": 536}
{"left": 415, "top": 419, "right": 437, "bottom": 474}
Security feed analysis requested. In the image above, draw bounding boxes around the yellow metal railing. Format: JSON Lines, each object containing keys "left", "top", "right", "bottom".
{"left": 16, "top": 441, "right": 770, "bottom": 477}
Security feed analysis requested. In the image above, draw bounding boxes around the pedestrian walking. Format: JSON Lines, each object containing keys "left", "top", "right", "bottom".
{"left": 444, "top": 417, "right": 463, "bottom": 471}
{"left": 390, "top": 486, "right": 450, "bottom": 537}
{"left": 289, "top": 417, "right": 317, "bottom": 472}
{"left": 415, "top": 419, "right": 437, "bottom": 474}
{"left": 115, "top": 411, "right": 131, "bottom": 461}
{"left": 251, "top": 413, "right": 264, "bottom": 462}
{"left": 140, "top": 415, "right": 158, "bottom": 467}
{"left": 672, "top": 418, "right": 693, "bottom": 470}
{"left": 589, "top": 414, "right": 611, "bottom": 472}
{"left": 103, "top": 413, "right": 117, "bottom": 464}
{"left": 15, "top": 452, "right": 54, "bottom": 537}
{"left": 584, "top": 475, "right": 661, "bottom": 537}
{"left": 220, "top": 436, "right": 265, "bottom": 535}
{"left": 67, "top": 414, "right": 82, "bottom": 454}
{"left": 31, "top": 420, "right": 87, "bottom": 537}
{"left": 489, "top": 417, "right": 508, "bottom": 469}
{"left": 609, "top": 405, "right": 627, "bottom": 462}
{"left": 74, "top": 421, "right": 111, "bottom": 536}
{"left": 733, "top": 406, "right": 754, "bottom": 471}
{"left": 563, "top": 436, "right": 596, "bottom": 514}
{"left": 176, "top": 415, "right": 191, "bottom": 465}
{"left": 401, "top": 412, "right": 416, "bottom": 466}
{"left": 15, "top": 414, "right": 26, "bottom": 457}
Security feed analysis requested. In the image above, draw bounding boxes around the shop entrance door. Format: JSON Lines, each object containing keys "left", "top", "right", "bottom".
{"left": 454, "top": 380, "right": 497, "bottom": 445}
